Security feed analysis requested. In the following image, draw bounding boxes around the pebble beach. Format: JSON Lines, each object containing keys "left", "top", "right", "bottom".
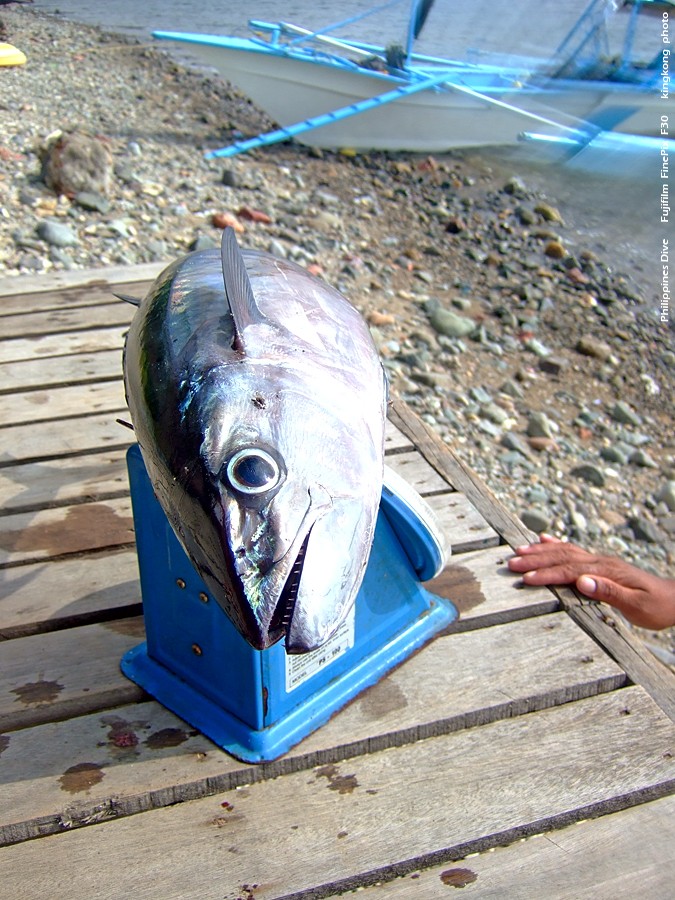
{"left": 1, "top": 5, "right": 674, "bottom": 661}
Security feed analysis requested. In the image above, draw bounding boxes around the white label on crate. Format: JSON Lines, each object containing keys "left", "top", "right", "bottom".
{"left": 285, "top": 606, "right": 355, "bottom": 693}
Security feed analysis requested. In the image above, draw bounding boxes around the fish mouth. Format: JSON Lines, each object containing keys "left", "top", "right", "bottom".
{"left": 266, "top": 531, "right": 310, "bottom": 647}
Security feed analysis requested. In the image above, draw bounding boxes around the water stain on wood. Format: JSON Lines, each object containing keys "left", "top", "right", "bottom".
{"left": 0, "top": 503, "right": 134, "bottom": 556}
{"left": 144, "top": 727, "right": 190, "bottom": 750}
{"left": 316, "top": 764, "right": 359, "bottom": 794}
{"left": 102, "top": 616, "right": 145, "bottom": 637}
{"left": 358, "top": 678, "right": 408, "bottom": 720}
{"left": 426, "top": 564, "right": 486, "bottom": 613}
{"left": 440, "top": 867, "right": 478, "bottom": 888}
{"left": 59, "top": 762, "right": 105, "bottom": 794}
{"left": 100, "top": 714, "right": 149, "bottom": 755}
{"left": 12, "top": 679, "right": 64, "bottom": 706}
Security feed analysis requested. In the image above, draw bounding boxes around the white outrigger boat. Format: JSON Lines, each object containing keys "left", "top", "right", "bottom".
{"left": 153, "top": 0, "right": 671, "bottom": 158}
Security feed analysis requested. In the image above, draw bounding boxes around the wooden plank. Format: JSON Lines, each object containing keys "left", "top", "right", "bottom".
{"left": 0, "top": 280, "right": 152, "bottom": 316}
{"left": 0, "top": 262, "right": 164, "bottom": 299}
{"left": 389, "top": 398, "right": 675, "bottom": 722}
{"left": 0, "top": 349, "right": 122, "bottom": 394}
{"left": 0, "top": 302, "right": 134, "bottom": 341}
{"left": 425, "top": 492, "right": 498, "bottom": 554}
{"left": 3, "top": 380, "right": 127, "bottom": 427}
{"left": 0, "top": 549, "right": 141, "bottom": 638}
{"left": 384, "top": 420, "right": 412, "bottom": 453}
{"left": 0, "top": 413, "right": 132, "bottom": 464}
{"left": 0, "top": 613, "right": 626, "bottom": 841}
{"left": 429, "top": 543, "right": 558, "bottom": 627}
{"left": 0, "top": 497, "right": 135, "bottom": 567}
{"left": 386, "top": 451, "right": 450, "bottom": 495}
{"left": 352, "top": 794, "right": 675, "bottom": 898}
{"left": 0, "top": 451, "right": 128, "bottom": 514}
{"left": 0, "top": 688, "right": 672, "bottom": 897}
{"left": 0, "top": 327, "right": 127, "bottom": 365}
{"left": 0, "top": 617, "right": 146, "bottom": 732}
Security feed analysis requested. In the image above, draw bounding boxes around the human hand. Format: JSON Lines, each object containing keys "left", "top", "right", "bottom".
{"left": 508, "top": 534, "right": 675, "bottom": 630}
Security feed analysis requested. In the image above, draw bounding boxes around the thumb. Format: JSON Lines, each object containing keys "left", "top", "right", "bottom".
{"left": 577, "top": 574, "right": 629, "bottom": 606}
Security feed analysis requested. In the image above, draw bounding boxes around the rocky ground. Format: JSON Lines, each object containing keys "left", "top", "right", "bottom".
{"left": 1, "top": 6, "right": 674, "bottom": 663}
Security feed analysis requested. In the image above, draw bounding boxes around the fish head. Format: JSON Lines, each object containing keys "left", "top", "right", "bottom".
{"left": 184, "top": 363, "right": 380, "bottom": 653}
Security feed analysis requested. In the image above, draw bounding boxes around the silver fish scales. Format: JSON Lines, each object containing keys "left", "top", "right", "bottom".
{"left": 124, "top": 228, "right": 387, "bottom": 652}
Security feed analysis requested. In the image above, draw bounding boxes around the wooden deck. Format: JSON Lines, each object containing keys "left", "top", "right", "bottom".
{"left": 1, "top": 267, "right": 674, "bottom": 898}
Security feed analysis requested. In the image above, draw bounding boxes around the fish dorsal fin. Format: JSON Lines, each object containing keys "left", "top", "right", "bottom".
{"left": 220, "top": 227, "right": 262, "bottom": 353}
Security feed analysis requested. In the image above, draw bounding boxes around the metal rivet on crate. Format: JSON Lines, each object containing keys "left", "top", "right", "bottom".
{"left": 191, "top": 643, "right": 203, "bottom": 656}
{"left": 176, "top": 578, "right": 186, "bottom": 589}
{"left": 199, "top": 592, "right": 209, "bottom": 603}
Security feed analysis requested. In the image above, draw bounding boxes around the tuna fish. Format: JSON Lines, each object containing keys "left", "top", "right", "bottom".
{"left": 124, "top": 228, "right": 387, "bottom": 653}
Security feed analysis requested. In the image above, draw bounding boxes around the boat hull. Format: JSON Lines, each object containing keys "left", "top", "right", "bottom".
{"left": 156, "top": 34, "right": 665, "bottom": 152}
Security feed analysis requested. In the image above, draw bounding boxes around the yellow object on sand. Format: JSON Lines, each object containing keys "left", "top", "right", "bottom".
{"left": 0, "top": 43, "right": 27, "bottom": 68}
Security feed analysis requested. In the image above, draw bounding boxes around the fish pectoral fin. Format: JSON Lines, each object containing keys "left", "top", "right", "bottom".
{"left": 113, "top": 292, "right": 142, "bottom": 306}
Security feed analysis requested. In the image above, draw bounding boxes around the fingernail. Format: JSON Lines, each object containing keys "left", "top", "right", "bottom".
{"left": 578, "top": 575, "right": 597, "bottom": 595}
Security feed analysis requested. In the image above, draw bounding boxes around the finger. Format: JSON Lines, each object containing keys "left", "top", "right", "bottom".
{"left": 575, "top": 575, "right": 656, "bottom": 629}
{"left": 519, "top": 565, "right": 582, "bottom": 586}
{"left": 539, "top": 533, "right": 562, "bottom": 545}
{"left": 507, "top": 544, "right": 591, "bottom": 573}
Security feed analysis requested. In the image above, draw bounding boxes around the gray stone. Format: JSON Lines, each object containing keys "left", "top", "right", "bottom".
{"left": 49, "top": 247, "right": 75, "bottom": 269}
{"left": 520, "top": 507, "right": 551, "bottom": 533}
{"left": 600, "top": 445, "right": 629, "bottom": 465}
{"left": 628, "top": 516, "right": 665, "bottom": 543}
{"left": 576, "top": 335, "right": 613, "bottom": 361}
{"left": 501, "top": 432, "right": 533, "bottom": 459}
{"left": 611, "top": 401, "right": 642, "bottom": 427}
{"left": 500, "top": 379, "right": 525, "bottom": 400}
{"left": 503, "top": 176, "right": 528, "bottom": 198}
{"left": 629, "top": 449, "right": 658, "bottom": 468}
{"left": 107, "top": 219, "right": 132, "bottom": 238}
{"left": 221, "top": 168, "right": 239, "bottom": 187}
{"left": 515, "top": 205, "right": 536, "bottom": 225}
{"left": 74, "top": 191, "right": 110, "bottom": 213}
{"left": 35, "top": 219, "right": 79, "bottom": 248}
{"left": 538, "top": 356, "right": 568, "bottom": 376}
{"left": 525, "top": 486, "right": 550, "bottom": 504}
{"left": 477, "top": 419, "right": 502, "bottom": 438}
{"left": 427, "top": 307, "right": 475, "bottom": 339}
{"left": 657, "top": 481, "right": 675, "bottom": 512}
{"left": 571, "top": 464, "right": 606, "bottom": 487}
{"left": 618, "top": 430, "right": 652, "bottom": 447}
{"left": 189, "top": 234, "right": 218, "bottom": 252}
{"left": 482, "top": 403, "right": 510, "bottom": 425}
{"left": 469, "top": 386, "right": 492, "bottom": 405}
{"left": 524, "top": 338, "right": 552, "bottom": 358}
{"left": 527, "top": 412, "right": 554, "bottom": 438}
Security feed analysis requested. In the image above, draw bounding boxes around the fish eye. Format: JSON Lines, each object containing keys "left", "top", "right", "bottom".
{"left": 226, "top": 448, "right": 281, "bottom": 496}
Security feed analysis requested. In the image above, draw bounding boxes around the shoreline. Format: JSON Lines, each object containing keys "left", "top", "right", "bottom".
{"left": 1, "top": 5, "right": 674, "bottom": 660}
